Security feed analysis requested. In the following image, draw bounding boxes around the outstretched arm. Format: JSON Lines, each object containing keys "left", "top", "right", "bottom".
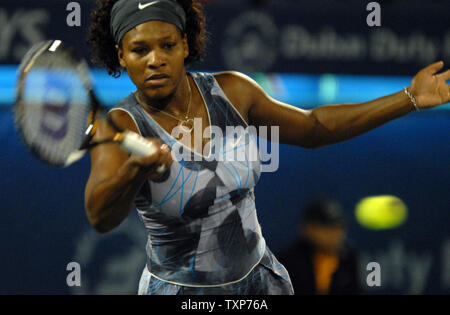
{"left": 219, "top": 62, "right": 450, "bottom": 148}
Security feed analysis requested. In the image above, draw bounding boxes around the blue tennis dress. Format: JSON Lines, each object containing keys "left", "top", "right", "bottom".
{"left": 110, "top": 72, "right": 293, "bottom": 295}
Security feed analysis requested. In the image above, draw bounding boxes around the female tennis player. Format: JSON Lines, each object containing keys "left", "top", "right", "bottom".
{"left": 85, "top": 0, "right": 450, "bottom": 295}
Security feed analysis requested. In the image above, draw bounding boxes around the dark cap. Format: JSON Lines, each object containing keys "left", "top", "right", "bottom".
{"left": 301, "top": 199, "right": 347, "bottom": 227}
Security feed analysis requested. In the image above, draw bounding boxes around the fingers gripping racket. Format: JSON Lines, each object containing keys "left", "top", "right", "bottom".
{"left": 14, "top": 40, "right": 165, "bottom": 171}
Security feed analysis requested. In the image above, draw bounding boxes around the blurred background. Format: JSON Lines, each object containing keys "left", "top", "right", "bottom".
{"left": 0, "top": 0, "right": 449, "bottom": 294}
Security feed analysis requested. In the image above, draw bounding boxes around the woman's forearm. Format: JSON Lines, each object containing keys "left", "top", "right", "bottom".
{"left": 85, "top": 164, "right": 148, "bottom": 233}
{"left": 309, "top": 90, "right": 415, "bottom": 147}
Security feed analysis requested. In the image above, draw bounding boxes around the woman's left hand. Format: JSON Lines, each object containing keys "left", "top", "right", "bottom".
{"left": 409, "top": 61, "right": 450, "bottom": 109}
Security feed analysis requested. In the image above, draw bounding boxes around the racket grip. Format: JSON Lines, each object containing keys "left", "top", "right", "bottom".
{"left": 119, "top": 131, "right": 158, "bottom": 157}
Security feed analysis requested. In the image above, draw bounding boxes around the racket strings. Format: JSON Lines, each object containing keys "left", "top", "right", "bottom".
{"left": 16, "top": 47, "right": 92, "bottom": 166}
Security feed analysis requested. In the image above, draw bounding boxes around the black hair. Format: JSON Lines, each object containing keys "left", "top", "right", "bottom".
{"left": 87, "top": 0, "right": 208, "bottom": 77}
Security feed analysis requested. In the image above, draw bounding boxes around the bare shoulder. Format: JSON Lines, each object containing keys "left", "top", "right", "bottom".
{"left": 212, "top": 71, "right": 261, "bottom": 95}
{"left": 87, "top": 107, "right": 140, "bottom": 169}
{"left": 108, "top": 107, "right": 140, "bottom": 134}
{"left": 213, "top": 70, "right": 254, "bottom": 83}
{"left": 212, "top": 71, "right": 262, "bottom": 123}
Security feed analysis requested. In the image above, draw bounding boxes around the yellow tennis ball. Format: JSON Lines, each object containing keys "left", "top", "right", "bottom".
{"left": 355, "top": 195, "right": 408, "bottom": 230}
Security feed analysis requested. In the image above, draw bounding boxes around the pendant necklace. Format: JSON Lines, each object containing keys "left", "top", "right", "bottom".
{"left": 136, "top": 75, "right": 194, "bottom": 133}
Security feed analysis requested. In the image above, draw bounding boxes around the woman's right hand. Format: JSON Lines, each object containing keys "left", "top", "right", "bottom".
{"left": 121, "top": 139, "right": 173, "bottom": 181}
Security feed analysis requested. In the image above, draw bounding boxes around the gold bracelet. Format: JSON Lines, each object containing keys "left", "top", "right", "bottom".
{"left": 404, "top": 88, "right": 420, "bottom": 112}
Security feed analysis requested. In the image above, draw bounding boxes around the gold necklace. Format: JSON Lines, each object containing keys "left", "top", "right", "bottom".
{"left": 136, "top": 75, "right": 194, "bottom": 132}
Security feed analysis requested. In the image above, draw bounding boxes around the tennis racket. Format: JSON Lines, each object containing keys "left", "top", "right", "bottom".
{"left": 14, "top": 39, "right": 165, "bottom": 171}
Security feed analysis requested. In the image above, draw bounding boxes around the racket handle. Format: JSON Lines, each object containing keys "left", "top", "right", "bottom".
{"left": 118, "top": 131, "right": 158, "bottom": 157}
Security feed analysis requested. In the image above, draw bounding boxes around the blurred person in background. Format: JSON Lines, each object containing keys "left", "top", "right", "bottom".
{"left": 278, "top": 199, "right": 361, "bottom": 295}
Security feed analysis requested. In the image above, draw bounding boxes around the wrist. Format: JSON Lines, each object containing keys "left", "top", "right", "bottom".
{"left": 404, "top": 87, "right": 420, "bottom": 112}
